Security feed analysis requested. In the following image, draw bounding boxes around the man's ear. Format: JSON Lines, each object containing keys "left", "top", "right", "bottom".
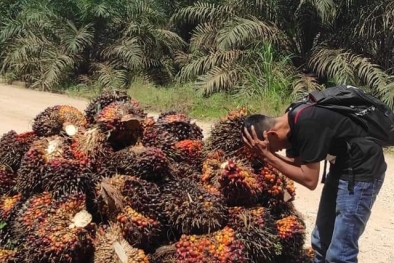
{"left": 266, "top": 130, "right": 278, "bottom": 139}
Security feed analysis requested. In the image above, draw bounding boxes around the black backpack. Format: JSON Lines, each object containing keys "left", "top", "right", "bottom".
{"left": 286, "top": 84, "right": 394, "bottom": 148}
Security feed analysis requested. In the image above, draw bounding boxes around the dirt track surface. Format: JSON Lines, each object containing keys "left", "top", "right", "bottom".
{"left": 1, "top": 83, "right": 393, "bottom": 262}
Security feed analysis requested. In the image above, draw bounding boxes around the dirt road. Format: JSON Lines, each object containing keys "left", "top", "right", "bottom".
{"left": 1, "top": 83, "right": 393, "bottom": 262}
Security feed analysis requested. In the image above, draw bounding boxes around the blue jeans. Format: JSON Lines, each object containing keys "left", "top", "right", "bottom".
{"left": 311, "top": 173, "right": 385, "bottom": 263}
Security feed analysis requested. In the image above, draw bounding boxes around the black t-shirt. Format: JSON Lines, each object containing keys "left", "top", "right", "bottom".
{"left": 286, "top": 106, "right": 387, "bottom": 180}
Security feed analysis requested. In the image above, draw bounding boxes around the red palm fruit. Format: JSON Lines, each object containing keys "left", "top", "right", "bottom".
{"left": 275, "top": 215, "right": 307, "bottom": 263}
{"left": 0, "top": 194, "right": 22, "bottom": 245}
{"left": 157, "top": 111, "right": 203, "bottom": 141}
{"left": 201, "top": 150, "right": 226, "bottom": 188}
{"left": 175, "top": 226, "right": 248, "bottom": 263}
{"left": 94, "top": 223, "right": 149, "bottom": 263}
{"left": 227, "top": 206, "right": 282, "bottom": 262}
{"left": 219, "top": 159, "right": 263, "bottom": 206}
{"left": 32, "top": 105, "right": 87, "bottom": 137}
{"left": 160, "top": 178, "right": 228, "bottom": 235}
{"left": 0, "top": 249, "right": 16, "bottom": 263}
{"left": 84, "top": 89, "right": 131, "bottom": 124}
{"left": 0, "top": 166, "right": 16, "bottom": 196}
{"left": 116, "top": 206, "right": 162, "bottom": 251}
{"left": 0, "top": 130, "right": 37, "bottom": 172}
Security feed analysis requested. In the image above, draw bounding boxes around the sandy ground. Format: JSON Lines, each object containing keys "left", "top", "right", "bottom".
{"left": 0, "top": 83, "right": 393, "bottom": 262}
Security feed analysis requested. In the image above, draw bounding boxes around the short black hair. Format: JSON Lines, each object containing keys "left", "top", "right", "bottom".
{"left": 242, "top": 114, "right": 275, "bottom": 141}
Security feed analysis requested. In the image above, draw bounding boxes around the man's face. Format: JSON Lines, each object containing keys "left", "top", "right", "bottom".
{"left": 267, "top": 131, "right": 288, "bottom": 152}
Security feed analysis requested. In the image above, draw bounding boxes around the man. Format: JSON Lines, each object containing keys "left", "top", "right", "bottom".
{"left": 242, "top": 104, "right": 386, "bottom": 263}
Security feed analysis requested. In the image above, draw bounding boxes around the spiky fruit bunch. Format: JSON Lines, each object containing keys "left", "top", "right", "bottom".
{"left": 275, "top": 215, "right": 306, "bottom": 263}
{"left": 84, "top": 89, "right": 131, "bottom": 124}
{"left": 227, "top": 206, "right": 281, "bottom": 262}
{"left": 0, "top": 130, "right": 37, "bottom": 172}
{"left": 71, "top": 127, "right": 114, "bottom": 177}
{"left": 0, "top": 194, "right": 22, "bottom": 244}
{"left": 0, "top": 249, "right": 16, "bottom": 263}
{"left": 32, "top": 105, "right": 87, "bottom": 137}
{"left": 116, "top": 206, "right": 162, "bottom": 251}
{"left": 161, "top": 178, "right": 228, "bottom": 235}
{"left": 96, "top": 101, "right": 147, "bottom": 150}
{"left": 16, "top": 193, "right": 96, "bottom": 263}
{"left": 168, "top": 140, "right": 204, "bottom": 179}
{"left": 0, "top": 166, "right": 16, "bottom": 196}
{"left": 112, "top": 145, "right": 170, "bottom": 181}
{"left": 204, "top": 108, "right": 249, "bottom": 159}
{"left": 157, "top": 111, "right": 203, "bottom": 141}
{"left": 121, "top": 176, "right": 164, "bottom": 223}
{"left": 94, "top": 224, "right": 149, "bottom": 263}
{"left": 219, "top": 159, "right": 263, "bottom": 206}
{"left": 175, "top": 226, "right": 247, "bottom": 263}
{"left": 142, "top": 123, "right": 178, "bottom": 153}
{"left": 257, "top": 164, "right": 296, "bottom": 214}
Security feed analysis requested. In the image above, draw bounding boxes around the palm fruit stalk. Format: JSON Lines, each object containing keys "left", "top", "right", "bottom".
{"left": 15, "top": 193, "right": 96, "bottom": 263}
{"left": 204, "top": 108, "right": 255, "bottom": 160}
{"left": 219, "top": 159, "right": 263, "bottom": 206}
{"left": 84, "top": 89, "right": 132, "bottom": 124}
{"left": 275, "top": 215, "right": 307, "bottom": 263}
{"left": 116, "top": 206, "right": 163, "bottom": 252}
{"left": 174, "top": 226, "right": 248, "bottom": 263}
{"left": 0, "top": 194, "right": 22, "bottom": 246}
{"left": 32, "top": 105, "right": 87, "bottom": 137}
{"left": 227, "top": 206, "right": 282, "bottom": 262}
{"left": 257, "top": 163, "right": 297, "bottom": 218}
{"left": 96, "top": 101, "right": 147, "bottom": 150}
{"left": 0, "top": 249, "right": 16, "bottom": 263}
{"left": 0, "top": 130, "right": 37, "bottom": 172}
{"left": 71, "top": 127, "right": 114, "bottom": 177}
{"left": 0, "top": 166, "right": 16, "bottom": 196}
{"left": 160, "top": 178, "right": 228, "bottom": 235}
{"left": 111, "top": 144, "right": 171, "bottom": 182}
{"left": 94, "top": 223, "right": 149, "bottom": 263}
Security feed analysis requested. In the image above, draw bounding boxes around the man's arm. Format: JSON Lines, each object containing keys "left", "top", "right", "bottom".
{"left": 266, "top": 154, "right": 320, "bottom": 190}
{"left": 272, "top": 152, "right": 301, "bottom": 167}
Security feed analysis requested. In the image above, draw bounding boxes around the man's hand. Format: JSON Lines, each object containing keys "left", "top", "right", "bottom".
{"left": 242, "top": 126, "right": 273, "bottom": 161}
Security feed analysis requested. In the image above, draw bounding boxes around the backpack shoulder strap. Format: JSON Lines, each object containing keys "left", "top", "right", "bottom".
{"left": 287, "top": 102, "right": 315, "bottom": 126}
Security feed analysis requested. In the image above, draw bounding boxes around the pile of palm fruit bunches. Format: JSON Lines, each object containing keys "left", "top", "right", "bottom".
{"left": 0, "top": 89, "right": 315, "bottom": 263}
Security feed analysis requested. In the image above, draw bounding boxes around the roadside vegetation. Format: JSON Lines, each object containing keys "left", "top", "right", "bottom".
{"left": 0, "top": 0, "right": 393, "bottom": 119}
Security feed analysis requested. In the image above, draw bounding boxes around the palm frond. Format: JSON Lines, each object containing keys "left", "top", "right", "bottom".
{"left": 190, "top": 23, "right": 218, "bottom": 52}
{"left": 307, "top": 47, "right": 355, "bottom": 84}
{"left": 60, "top": 21, "right": 94, "bottom": 54}
{"left": 93, "top": 62, "right": 128, "bottom": 89}
{"left": 102, "top": 37, "right": 145, "bottom": 70}
{"left": 195, "top": 63, "right": 239, "bottom": 95}
{"left": 177, "top": 50, "right": 243, "bottom": 81}
{"left": 376, "top": 78, "right": 394, "bottom": 109}
{"left": 174, "top": 51, "right": 193, "bottom": 67}
{"left": 292, "top": 73, "right": 323, "bottom": 99}
{"left": 153, "top": 29, "right": 187, "bottom": 52}
{"left": 171, "top": 1, "right": 235, "bottom": 25}
{"left": 217, "top": 16, "right": 282, "bottom": 50}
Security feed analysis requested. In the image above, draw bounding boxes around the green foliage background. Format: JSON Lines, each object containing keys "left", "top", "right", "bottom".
{"left": 0, "top": 0, "right": 393, "bottom": 116}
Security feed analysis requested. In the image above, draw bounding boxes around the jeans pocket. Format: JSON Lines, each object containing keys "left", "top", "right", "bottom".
{"left": 369, "top": 175, "right": 385, "bottom": 209}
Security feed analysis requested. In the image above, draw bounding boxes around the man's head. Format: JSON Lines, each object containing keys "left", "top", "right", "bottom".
{"left": 242, "top": 113, "right": 291, "bottom": 152}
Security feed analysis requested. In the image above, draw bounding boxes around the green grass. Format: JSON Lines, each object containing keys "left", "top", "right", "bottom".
{"left": 64, "top": 78, "right": 293, "bottom": 121}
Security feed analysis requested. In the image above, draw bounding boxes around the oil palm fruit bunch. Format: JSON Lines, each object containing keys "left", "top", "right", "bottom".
{"left": 116, "top": 206, "right": 163, "bottom": 251}
{"left": 275, "top": 215, "right": 307, "bottom": 263}
{"left": 15, "top": 193, "right": 96, "bottom": 263}
{"left": 257, "top": 163, "right": 296, "bottom": 216}
{"left": 157, "top": 111, "right": 203, "bottom": 141}
{"left": 227, "top": 206, "right": 282, "bottom": 262}
{"left": 94, "top": 223, "right": 149, "bottom": 263}
{"left": 204, "top": 107, "right": 253, "bottom": 160}
{"left": 0, "top": 166, "right": 16, "bottom": 196}
{"left": 201, "top": 150, "right": 226, "bottom": 188}
{"left": 219, "top": 159, "right": 263, "bottom": 206}
{"left": 0, "top": 249, "right": 16, "bottom": 263}
{"left": 174, "top": 226, "right": 247, "bottom": 263}
{"left": 71, "top": 127, "right": 114, "bottom": 177}
{"left": 96, "top": 101, "right": 147, "bottom": 150}
{"left": 111, "top": 144, "right": 171, "bottom": 182}
{"left": 0, "top": 130, "right": 37, "bottom": 172}
{"left": 160, "top": 178, "right": 228, "bottom": 235}
{"left": 0, "top": 194, "right": 22, "bottom": 245}
{"left": 84, "top": 89, "right": 131, "bottom": 124}
{"left": 32, "top": 105, "right": 87, "bottom": 137}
